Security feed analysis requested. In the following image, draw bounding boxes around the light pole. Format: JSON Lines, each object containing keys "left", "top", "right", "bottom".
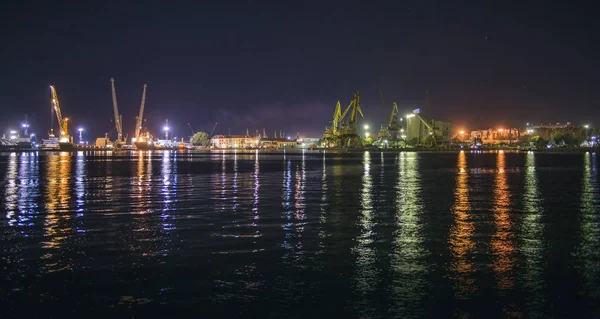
{"left": 164, "top": 126, "right": 169, "bottom": 140}
{"left": 585, "top": 124, "right": 590, "bottom": 140}
{"left": 22, "top": 123, "right": 29, "bottom": 136}
{"left": 78, "top": 128, "right": 84, "bottom": 144}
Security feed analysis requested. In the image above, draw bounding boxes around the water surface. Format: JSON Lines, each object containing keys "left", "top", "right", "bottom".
{"left": 1, "top": 150, "right": 599, "bottom": 317}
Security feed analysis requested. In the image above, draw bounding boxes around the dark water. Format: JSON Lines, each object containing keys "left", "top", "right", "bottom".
{"left": 1, "top": 150, "right": 599, "bottom": 318}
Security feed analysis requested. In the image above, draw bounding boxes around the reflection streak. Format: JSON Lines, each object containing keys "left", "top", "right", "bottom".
{"left": 521, "top": 151, "right": 546, "bottom": 316}
{"left": 490, "top": 151, "right": 517, "bottom": 315}
{"left": 578, "top": 152, "right": 600, "bottom": 300}
{"left": 353, "top": 151, "right": 377, "bottom": 314}
{"left": 448, "top": 151, "right": 477, "bottom": 300}
{"left": 390, "top": 152, "right": 428, "bottom": 316}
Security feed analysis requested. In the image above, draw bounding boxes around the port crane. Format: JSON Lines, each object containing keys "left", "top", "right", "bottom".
{"left": 133, "top": 83, "right": 147, "bottom": 142}
{"left": 376, "top": 89, "right": 403, "bottom": 147}
{"left": 323, "top": 92, "right": 364, "bottom": 148}
{"left": 50, "top": 85, "right": 71, "bottom": 142}
{"left": 209, "top": 122, "right": 218, "bottom": 137}
{"left": 110, "top": 78, "right": 124, "bottom": 147}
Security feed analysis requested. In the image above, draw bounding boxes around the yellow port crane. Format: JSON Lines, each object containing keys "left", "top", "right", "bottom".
{"left": 339, "top": 92, "right": 364, "bottom": 130}
{"left": 323, "top": 101, "right": 343, "bottom": 145}
{"left": 50, "top": 85, "right": 71, "bottom": 142}
{"left": 110, "top": 78, "right": 124, "bottom": 146}
{"left": 133, "top": 83, "right": 148, "bottom": 142}
{"left": 323, "top": 92, "right": 364, "bottom": 148}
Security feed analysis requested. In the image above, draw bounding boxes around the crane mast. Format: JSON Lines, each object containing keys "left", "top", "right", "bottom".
{"left": 134, "top": 83, "right": 147, "bottom": 140}
{"left": 110, "top": 78, "right": 123, "bottom": 143}
{"left": 50, "top": 85, "right": 68, "bottom": 138}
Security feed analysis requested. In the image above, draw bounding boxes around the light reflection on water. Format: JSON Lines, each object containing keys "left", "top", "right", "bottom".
{"left": 449, "top": 151, "right": 477, "bottom": 301}
{"left": 389, "top": 152, "right": 428, "bottom": 317}
{"left": 0, "top": 150, "right": 599, "bottom": 317}
{"left": 521, "top": 151, "right": 547, "bottom": 317}
{"left": 490, "top": 151, "right": 518, "bottom": 315}
{"left": 577, "top": 152, "right": 600, "bottom": 303}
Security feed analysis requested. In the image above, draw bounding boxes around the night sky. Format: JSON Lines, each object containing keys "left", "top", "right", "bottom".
{"left": 1, "top": 1, "right": 598, "bottom": 140}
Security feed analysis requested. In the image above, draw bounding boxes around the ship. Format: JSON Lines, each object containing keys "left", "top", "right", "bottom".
{"left": 134, "top": 140, "right": 156, "bottom": 150}
{"left": 40, "top": 136, "right": 75, "bottom": 151}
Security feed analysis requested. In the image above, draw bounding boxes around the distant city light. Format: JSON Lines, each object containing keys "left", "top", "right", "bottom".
{"left": 459, "top": 131, "right": 465, "bottom": 135}
{"left": 498, "top": 128, "right": 504, "bottom": 132}
{"left": 21, "top": 123, "right": 29, "bottom": 128}
{"left": 78, "top": 128, "right": 84, "bottom": 132}
{"left": 164, "top": 126, "right": 169, "bottom": 131}
{"left": 10, "top": 130, "right": 16, "bottom": 134}
{"left": 365, "top": 132, "right": 370, "bottom": 138}
{"left": 364, "top": 124, "right": 369, "bottom": 130}
{"left": 585, "top": 124, "right": 590, "bottom": 129}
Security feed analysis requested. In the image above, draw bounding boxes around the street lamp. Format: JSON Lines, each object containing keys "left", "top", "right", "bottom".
{"left": 22, "top": 123, "right": 30, "bottom": 136}
{"left": 365, "top": 132, "right": 370, "bottom": 138}
{"left": 78, "top": 128, "right": 84, "bottom": 144}
{"left": 585, "top": 124, "right": 590, "bottom": 140}
{"left": 364, "top": 124, "right": 369, "bottom": 130}
{"left": 164, "top": 126, "right": 170, "bottom": 140}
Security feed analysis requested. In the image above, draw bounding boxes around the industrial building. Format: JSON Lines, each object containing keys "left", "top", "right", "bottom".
{"left": 404, "top": 109, "right": 451, "bottom": 145}
{"left": 470, "top": 128, "right": 522, "bottom": 144}
{"left": 297, "top": 137, "right": 320, "bottom": 148}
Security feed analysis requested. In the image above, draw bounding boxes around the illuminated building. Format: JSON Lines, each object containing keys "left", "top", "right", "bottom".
{"left": 470, "top": 128, "right": 521, "bottom": 144}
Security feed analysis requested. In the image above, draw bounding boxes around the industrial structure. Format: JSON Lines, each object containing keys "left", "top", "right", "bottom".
{"left": 133, "top": 84, "right": 148, "bottom": 143}
{"left": 49, "top": 85, "right": 71, "bottom": 143}
{"left": 323, "top": 92, "right": 364, "bottom": 148}
{"left": 374, "top": 89, "right": 404, "bottom": 148}
{"left": 403, "top": 91, "right": 451, "bottom": 146}
{"left": 110, "top": 78, "right": 125, "bottom": 148}
{"left": 405, "top": 109, "right": 451, "bottom": 145}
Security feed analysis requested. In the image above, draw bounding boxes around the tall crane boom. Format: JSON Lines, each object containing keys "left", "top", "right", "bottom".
{"left": 209, "top": 122, "right": 218, "bottom": 137}
{"left": 50, "top": 85, "right": 68, "bottom": 137}
{"left": 110, "top": 78, "right": 123, "bottom": 143}
{"left": 134, "top": 83, "right": 147, "bottom": 140}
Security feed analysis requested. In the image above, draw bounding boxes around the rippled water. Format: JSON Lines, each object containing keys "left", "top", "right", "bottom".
{"left": 1, "top": 150, "right": 599, "bottom": 317}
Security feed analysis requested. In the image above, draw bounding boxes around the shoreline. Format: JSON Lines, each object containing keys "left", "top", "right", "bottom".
{"left": 1, "top": 147, "right": 597, "bottom": 155}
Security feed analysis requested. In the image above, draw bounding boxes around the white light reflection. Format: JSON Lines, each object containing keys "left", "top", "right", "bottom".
{"left": 577, "top": 152, "right": 600, "bottom": 299}
{"left": 75, "top": 151, "right": 85, "bottom": 218}
{"left": 4, "top": 153, "right": 18, "bottom": 226}
{"left": 520, "top": 151, "right": 547, "bottom": 316}
{"left": 281, "top": 157, "right": 293, "bottom": 260}
{"left": 252, "top": 149, "right": 260, "bottom": 227}
{"left": 233, "top": 149, "right": 238, "bottom": 211}
{"left": 161, "top": 151, "right": 176, "bottom": 234}
{"left": 352, "top": 151, "right": 378, "bottom": 315}
{"left": 389, "top": 152, "right": 428, "bottom": 316}
{"left": 292, "top": 149, "right": 306, "bottom": 262}
{"left": 316, "top": 151, "right": 328, "bottom": 259}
